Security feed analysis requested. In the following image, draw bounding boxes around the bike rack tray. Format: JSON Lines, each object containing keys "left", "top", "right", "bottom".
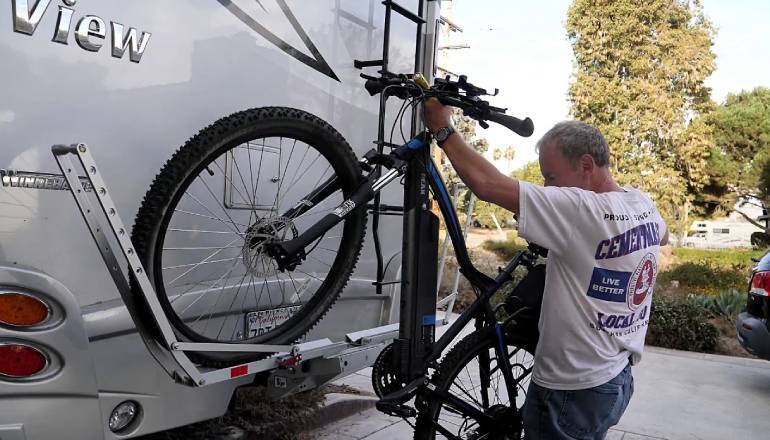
{"left": 1, "top": 143, "right": 412, "bottom": 397}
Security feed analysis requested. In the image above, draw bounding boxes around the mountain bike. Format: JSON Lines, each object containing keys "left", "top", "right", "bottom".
{"left": 128, "top": 66, "right": 543, "bottom": 438}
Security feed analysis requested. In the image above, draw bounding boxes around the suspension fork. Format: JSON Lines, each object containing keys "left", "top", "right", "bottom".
{"left": 266, "top": 165, "right": 402, "bottom": 271}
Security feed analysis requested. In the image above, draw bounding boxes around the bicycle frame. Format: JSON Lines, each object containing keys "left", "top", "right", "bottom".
{"left": 266, "top": 132, "right": 533, "bottom": 429}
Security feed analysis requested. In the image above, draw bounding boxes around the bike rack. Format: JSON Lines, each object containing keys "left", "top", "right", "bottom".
{"left": 2, "top": 144, "right": 402, "bottom": 398}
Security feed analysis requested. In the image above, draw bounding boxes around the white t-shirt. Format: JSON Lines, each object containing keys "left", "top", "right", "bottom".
{"left": 517, "top": 181, "right": 667, "bottom": 390}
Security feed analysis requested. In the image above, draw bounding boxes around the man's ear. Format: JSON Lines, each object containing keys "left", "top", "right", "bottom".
{"left": 579, "top": 153, "right": 595, "bottom": 175}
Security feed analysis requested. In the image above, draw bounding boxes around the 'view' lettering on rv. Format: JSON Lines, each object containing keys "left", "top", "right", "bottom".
{"left": 12, "top": 0, "right": 152, "bottom": 63}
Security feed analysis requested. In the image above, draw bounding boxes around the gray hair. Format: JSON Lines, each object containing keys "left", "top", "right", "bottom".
{"left": 536, "top": 121, "right": 610, "bottom": 168}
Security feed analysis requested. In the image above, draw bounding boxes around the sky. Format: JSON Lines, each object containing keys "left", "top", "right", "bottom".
{"left": 442, "top": 0, "right": 770, "bottom": 173}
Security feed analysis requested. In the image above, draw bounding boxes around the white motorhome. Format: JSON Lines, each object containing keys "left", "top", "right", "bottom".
{"left": 0, "top": 1, "right": 440, "bottom": 438}
{"left": 684, "top": 217, "right": 764, "bottom": 249}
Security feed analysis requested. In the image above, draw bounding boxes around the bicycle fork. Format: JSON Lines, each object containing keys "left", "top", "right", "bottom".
{"left": 266, "top": 149, "right": 407, "bottom": 271}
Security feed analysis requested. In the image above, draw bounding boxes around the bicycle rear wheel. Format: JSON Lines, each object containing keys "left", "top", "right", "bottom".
{"left": 131, "top": 107, "right": 367, "bottom": 366}
{"left": 414, "top": 327, "right": 536, "bottom": 440}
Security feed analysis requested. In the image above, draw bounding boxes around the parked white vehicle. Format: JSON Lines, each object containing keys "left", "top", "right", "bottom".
{"left": 0, "top": 1, "right": 439, "bottom": 439}
{"left": 683, "top": 219, "right": 764, "bottom": 248}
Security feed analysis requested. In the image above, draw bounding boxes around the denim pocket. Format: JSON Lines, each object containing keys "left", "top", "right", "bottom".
{"left": 556, "top": 382, "right": 622, "bottom": 439}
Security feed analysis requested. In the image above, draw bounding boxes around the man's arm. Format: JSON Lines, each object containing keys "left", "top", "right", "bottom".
{"left": 424, "top": 98, "right": 521, "bottom": 215}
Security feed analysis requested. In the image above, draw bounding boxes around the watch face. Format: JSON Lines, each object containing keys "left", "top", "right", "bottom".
{"left": 436, "top": 127, "right": 450, "bottom": 142}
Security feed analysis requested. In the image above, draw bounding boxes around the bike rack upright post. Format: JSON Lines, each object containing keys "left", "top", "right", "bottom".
{"left": 355, "top": 0, "right": 429, "bottom": 297}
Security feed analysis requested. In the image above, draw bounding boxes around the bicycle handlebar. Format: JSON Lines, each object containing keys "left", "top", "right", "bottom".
{"left": 486, "top": 111, "right": 535, "bottom": 137}
{"left": 361, "top": 73, "right": 534, "bottom": 138}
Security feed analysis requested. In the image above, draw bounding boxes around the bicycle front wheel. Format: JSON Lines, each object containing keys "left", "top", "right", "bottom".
{"left": 131, "top": 107, "right": 367, "bottom": 366}
{"left": 414, "top": 327, "right": 536, "bottom": 440}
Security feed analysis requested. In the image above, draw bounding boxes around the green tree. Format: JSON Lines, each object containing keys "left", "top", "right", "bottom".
{"left": 566, "top": 0, "right": 716, "bottom": 238}
{"left": 698, "top": 87, "right": 770, "bottom": 231}
{"left": 511, "top": 160, "right": 544, "bottom": 186}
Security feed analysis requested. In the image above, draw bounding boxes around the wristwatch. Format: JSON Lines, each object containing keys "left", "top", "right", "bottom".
{"left": 434, "top": 125, "right": 456, "bottom": 147}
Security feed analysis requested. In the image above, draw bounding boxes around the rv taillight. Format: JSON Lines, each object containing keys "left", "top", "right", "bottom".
{"left": 750, "top": 271, "right": 770, "bottom": 297}
{"left": 0, "top": 292, "right": 50, "bottom": 326}
{"left": 0, "top": 344, "right": 47, "bottom": 378}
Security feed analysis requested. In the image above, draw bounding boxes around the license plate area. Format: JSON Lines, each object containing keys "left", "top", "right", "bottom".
{"left": 245, "top": 305, "right": 301, "bottom": 338}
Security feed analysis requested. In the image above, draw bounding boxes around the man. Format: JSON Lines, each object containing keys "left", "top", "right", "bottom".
{"left": 423, "top": 99, "right": 668, "bottom": 439}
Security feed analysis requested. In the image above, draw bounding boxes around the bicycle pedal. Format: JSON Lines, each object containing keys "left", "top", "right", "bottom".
{"left": 376, "top": 401, "right": 416, "bottom": 418}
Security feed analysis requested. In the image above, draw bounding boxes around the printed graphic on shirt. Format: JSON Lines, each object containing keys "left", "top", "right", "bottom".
{"left": 589, "top": 305, "right": 650, "bottom": 338}
{"left": 594, "top": 221, "right": 662, "bottom": 260}
{"left": 587, "top": 268, "right": 631, "bottom": 303}
{"left": 586, "top": 254, "right": 658, "bottom": 310}
{"left": 594, "top": 305, "right": 649, "bottom": 331}
{"left": 627, "top": 253, "right": 657, "bottom": 311}
{"left": 603, "top": 208, "right": 656, "bottom": 222}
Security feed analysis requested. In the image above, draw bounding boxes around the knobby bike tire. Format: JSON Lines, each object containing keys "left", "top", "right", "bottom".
{"left": 414, "top": 327, "right": 536, "bottom": 440}
{"left": 130, "top": 107, "right": 367, "bottom": 367}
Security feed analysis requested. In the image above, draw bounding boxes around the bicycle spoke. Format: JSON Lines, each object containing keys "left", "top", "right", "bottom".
{"left": 307, "top": 254, "right": 332, "bottom": 267}
{"left": 169, "top": 252, "right": 244, "bottom": 305}
{"left": 173, "top": 209, "right": 249, "bottom": 228}
{"left": 164, "top": 238, "right": 241, "bottom": 286}
{"left": 280, "top": 162, "right": 332, "bottom": 217}
{"left": 212, "top": 267, "right": 253, "bottom": 339}
{"left": 196, "top": 176, "right": 244, "bottom": 235}
{"left": 211, "top": 156, "right": 253, "bottom": 212}
{"left": 230, "top": 270, "right": 258, "bottom": 341}
{"left": 229, "top": 151, "right": 257, "bottom": 208}
{"left": 167, "top": 228, "right": 243, "bottom": 235}
{"left": 272, "top": 138, "right": 298, "bottom": 209}
{"left": 182, "top": 189, "right": 242, "bottom": 236}
{"left": 243, "top": 140, "right": 263, "bottom": 227}
{"left": 182, "top": 256, "right": 243, "bottom": 316}
{"left": 163, "top": 257, "right": 240, "bottom": 271}
{"left": 164, "top": 245, "right": 243, "bottom": 251}
{"left": 295, "top": 269, "right": 324, "bottom": 282}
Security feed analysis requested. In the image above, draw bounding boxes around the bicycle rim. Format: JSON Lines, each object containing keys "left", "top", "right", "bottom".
{"left": 416, "top": 329, "right": 535, "bottom": 440}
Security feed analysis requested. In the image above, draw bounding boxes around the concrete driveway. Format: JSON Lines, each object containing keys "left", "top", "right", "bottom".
{"left": 311, "top": 346, "right": 770, "bottom": 440}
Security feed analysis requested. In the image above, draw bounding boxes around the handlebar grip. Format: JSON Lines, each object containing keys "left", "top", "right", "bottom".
{"left": 486, "top": 112, "right": 534, "bottom": 137}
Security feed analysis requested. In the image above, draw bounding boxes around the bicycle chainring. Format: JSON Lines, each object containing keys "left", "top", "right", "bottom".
{"left": 371, "top": 343, "right": 410, "bottom": 402}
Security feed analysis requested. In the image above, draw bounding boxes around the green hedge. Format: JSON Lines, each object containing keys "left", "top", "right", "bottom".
{"left": 671, "top": 247, "right": 766, "bottom": 271}
{"left": 647, "top": 294, "right": 718, "bottom": 353}
{"left": 657, "top": 261, "right": 748, "bottom": 296}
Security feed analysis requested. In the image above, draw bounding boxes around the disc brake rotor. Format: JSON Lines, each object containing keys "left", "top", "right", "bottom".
{"left": 242, "top": 216, "right": 298, "bottom": 277}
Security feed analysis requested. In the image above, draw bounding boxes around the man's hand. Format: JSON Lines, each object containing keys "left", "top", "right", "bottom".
{"left": 422, "top": 98, "right": 521, "bottom": 216}
{"left": 423, "top": 98, "right": 453, "bottom": 133}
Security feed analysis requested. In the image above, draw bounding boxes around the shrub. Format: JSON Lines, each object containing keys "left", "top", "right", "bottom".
{"left": 646, "top": 294, "right": 719, "bottom": 353}
{"left": 481, "top": 231, "right": 528, "bottom": 260}
{"left": 657, "top": 261, "right": 747, "bottom": 296}
{"left": 690, "top": 289, "right": 746, "bottom": 321}
{"left": 671, "top": 247, "right": 765, "bottom": 272}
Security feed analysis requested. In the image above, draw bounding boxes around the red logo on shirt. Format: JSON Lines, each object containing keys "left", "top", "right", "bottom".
{"left": 627, "top": 253, "right": 657, "bottom": 311}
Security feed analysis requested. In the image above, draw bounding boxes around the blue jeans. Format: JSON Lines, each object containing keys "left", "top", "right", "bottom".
{"left": 522, "top": 362, "right": 634, "bottom": 440}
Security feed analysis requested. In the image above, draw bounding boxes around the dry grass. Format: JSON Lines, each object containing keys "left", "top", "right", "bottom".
{"left": 138, "top": 386, "right": 329, "bottom": 440}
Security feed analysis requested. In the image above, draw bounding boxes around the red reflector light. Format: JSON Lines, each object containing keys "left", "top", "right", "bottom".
{"left": 0, "top": 344, "right": 47, "bottom": 378}
{"left": 230, "top": 365, "right": 248, "bottom": 378}
{"left": 0, "top": 293, "right": 50, "bottom": 326}
{"left": 750, "top": 271, "right": 770, "bottom": 297}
